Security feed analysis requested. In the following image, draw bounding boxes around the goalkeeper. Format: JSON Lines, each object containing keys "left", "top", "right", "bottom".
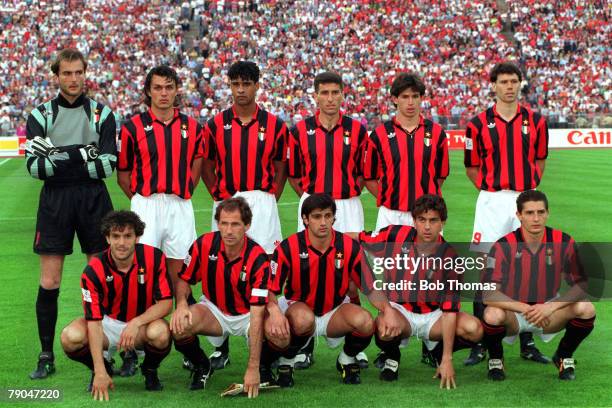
{"left": 25, "top": 48, "right": 117, "bottom": 380}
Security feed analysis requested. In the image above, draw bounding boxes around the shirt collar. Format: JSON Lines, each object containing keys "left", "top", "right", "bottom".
{"left": 57, "top": 93, "right": 86, "bottom": 108}
{"left": 314, "top": 110, "right": 344, "bottom": 130}
{"left": 230, "top": 104, "right": 260, "bottom": 126}
{"left": 105, "top": 247, "right": 137, "bottom": 274}
{"left": 393, "top": 115, "right": 425, "bottom": 134}
{"left": 220, "top": 235, "right": 248, "bottom": 265}
{"left": 305, "top": 228, "right": 337, "bottom": 256}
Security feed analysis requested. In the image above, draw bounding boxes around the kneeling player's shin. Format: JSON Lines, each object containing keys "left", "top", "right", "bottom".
{"left": 142, "top": 343, "right": 171, "bottom": 370}
{"left": 174, "top": 336, "right": 209, "bottom": 368}
{"left": 374, "top": 332, "right": 401, "bottom": 361}
{"left": 344, "top": 330, "right": 373, "bottom": 358}
{"left": 556, "top": 317, "right": 595, "bottom": 359}
{"left": 261, "top": 340, "right": 285, "bottom": 366}
{"left": 453, "top": 336, "right": 476, "bottom": 352}
{"left": 283, "top": 328, "right": 314, "bottom": 359}
{"left": 482, "top": 322, "right": 506, "bottom": 359}
{"left": 64, "top": 345, "right": 113, "bottom": 374}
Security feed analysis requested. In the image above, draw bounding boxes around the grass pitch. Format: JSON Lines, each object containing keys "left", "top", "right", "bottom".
{"left": 0, "top": 149, "right": 610, "bottom": 407}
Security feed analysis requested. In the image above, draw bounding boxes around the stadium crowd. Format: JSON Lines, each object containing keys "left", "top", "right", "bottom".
{"left": 0, "top": 0, "right": 609, "bottom": 132}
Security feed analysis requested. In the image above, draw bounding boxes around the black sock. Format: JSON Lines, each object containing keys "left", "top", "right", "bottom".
{"left": 36, "top": 287, "right": 59, "bottom": 353}
{"left": 556, "top": 317, "right": 595, "bottom": 359}
{"left": 174, "top": 336, "right": 209, "bottom": 368}
{"left": 344, "top": 330, "right": 373, "bottom": 358}
{"left": 482, "top": 322, "right": 506, "bottom": 360}
{"left": 283, "top": 329, "right": 314, "bottom": 359}
{"left": 430, "top": 342, "right": 444, "bottom": 365}
{"left": 453, "top": 336, "right": 476, "bottom": 352}
{"left": 216, "top": 337, "right": 229, "bottom": 354}
{"left": 142, "top": 343, "right": 171, "bottom": 370}
{"left": 261, "top": 340, "right": 284, "bottom": 367}
{"left": 472, "top": 300, "right": 485, "bottom": 320}
{"left": 300, "top": 336, "right": 314, "bottom": 354}
{"left": 65, "top": 346, "right": 113, "bottom": 374}
{"left": 519, "top": 331, "right": 534, "bottom": 349}
{"left": 374, "top": 332, "right": 401, "bottom": 362}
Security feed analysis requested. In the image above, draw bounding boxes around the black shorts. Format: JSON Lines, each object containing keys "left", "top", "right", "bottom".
{"left": 33, "top": 181, "right": 113, "bottom": 255}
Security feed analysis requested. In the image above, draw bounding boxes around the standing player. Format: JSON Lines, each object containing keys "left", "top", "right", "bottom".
{"left": 25, "top": 48, "right": 117, "bottom": 379}
{"left": 117, "top": 65, "right": 203, "bottom": 373}
{"left": 270, "top": 194, "right": 380, "bottom": 387}
{"left": 464, "top": 61, "right": 549, "bottom": 365}
{"left": 287, "top": 71, "right": 369, "bottom": 368}
{"left": 357, "top": 195, "right": 483, "bottom": 387}
{"left": 200, "top": 60, "right": 288, "bottom": 368}
{"left": 482, "top": 190, "right": 595, "bottom": 381}
{"left": 60, "top": 211, "right": 173, "bottom": 400}
{"left": 363, "top": 72, "right": 449, "bottom": 231}
{"left": 171, "top": 197, "right": 284, "bottom": 398}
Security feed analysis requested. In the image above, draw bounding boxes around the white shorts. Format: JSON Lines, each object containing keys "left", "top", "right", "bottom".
{"left": 503, "top": 311, "right": 559, "bottom": 345}
{"left": 131, "top": 193, "right": 196, "bottom": 259}
{"left": 470, "top": 190, "right": 521, "bottom": 253}
{"left": 297, "top": 192, "right": 364, "bottom": 233}
{"left": 101, "top": 316, "right": 144, "bottom": 359}
{"left": 389, "top": 303, "right": 442, "bottom": 351}
{"left": 375, "top": 206, "right": 414, "bottom": 231}
{"left": 277, "top": 296, "right": 348, "bottom": 348}
{"left": 211, "top": 190, "right": 281, "bottom": 254}
{"left": 198, "top": 296, "right": 250, "bottom": 347}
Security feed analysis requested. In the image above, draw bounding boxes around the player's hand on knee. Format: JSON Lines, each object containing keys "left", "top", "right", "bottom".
{"left": 119, "top": 321, "right": 140, "bottom": 351}
{"left": 170, "top": 305, "right": 192, "bottom": 334}
{"left": 243, "top": 367, "right": 260, "bottom": 399}
{"left": 380, "top": 307, "right": 401, "bottom": 338}
{"left": 92, "top": 372, "right": 114, "bottom": 401}
{"left": 268, "top": 311, "right": 289, "bottom": 339}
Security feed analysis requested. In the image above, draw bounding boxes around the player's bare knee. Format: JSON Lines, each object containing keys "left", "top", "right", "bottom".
{"left": 146, "top": 320, "right": 170, "bottom": 347}
{"left": 61, "top": 324, "right": 86, "bottom": 351}
{"left": 483, "top": 306, "right": 505, "bottom": 326}
{"left": 573, "top": 301, "right": 595, "bottom": 319}
{"left": 351, "top": 309, "right": 373, "bottom": 333}
{"left": 289, "top": 314, "right": 315, "bottom": 336}
{"left": 459, "top": 317, "right": 483, "bottom": 342}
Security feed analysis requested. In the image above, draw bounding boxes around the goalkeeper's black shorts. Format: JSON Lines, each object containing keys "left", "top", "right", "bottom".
{"left": 33, "top": 181, "right": 113, "bottom": 255}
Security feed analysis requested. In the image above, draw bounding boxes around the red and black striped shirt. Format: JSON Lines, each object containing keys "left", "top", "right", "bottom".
{"left": 288, "top": 112, "right": 367, "bottom": 199}
{"left": 118, "top": 108, "right": 204, "bottom": 199}
{"left": 204, "top": 105, "right": 287, "bottom": 201}
{"left": 484, "top": 227, "right": 584, "bottom": 304}
{"left": 464, "top": 104, "right": 548, "bottom": 192}
{"left": 179, "top": 232, "right": 270, "bottom": 316}
{"left": 81, "top": 244, "right": 172, "bottom": 322}
{"left": 359, "top": 225, "right": 461, "bottom": 314}
{"left": 363, "top": 116, "right": 449, "bottom": 212}
{"left": 271, "top": 230, "right": 369, "bottom": 316}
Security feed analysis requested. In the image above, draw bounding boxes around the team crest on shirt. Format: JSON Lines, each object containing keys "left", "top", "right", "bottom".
{"left": 181, "top": 123, "right": 188, "bottom": 139}
{"left": 138, "top": 267, "right": 146, "bottom": 284}
{"left": 335, "top": 252, "right": 344, "bottom": 269}
{"left": 307, "top": 128, "right": 315, "bottom": 136}
{"left": 487, "top": 122, "right": 495, "bottom": 129}
{"left": 258, "top": 127, "right": 266, "bottom": 141}
{"left": 343, "top": 131, "right": 351, "bottom": 145}
{"left": 240, "top": 265, "right": 247, "bottom": 281}
{"left": 546, "top": 248, "right": 554, "bottom": 266}
{"left": 424, "top": 132, "right": 432, "bottom": 147}
{"left": 299, "top": 251, "right": 309, "bottom": 259}
{"left": 522, "top": 119, "right": 529, "bottom": 135}
{"left": 270, "top": 260, "right": 278, "bottom": 276}
{"left": 144, "top": 125, "right": 153, "bottom": 133}
{"left": 94, "top": 108, "right": 101, "bottom": 123}
{"left": 387, "top": 132, "right": 396, "bottom": 139}
{"left": 223, "top": 123, "right": 232, "bottom": 131}
{"left": 81, "top": 288, "right": 92, "bottom": 303}
{"left": 209, "top": 253, "right": 218, "bottom": 261}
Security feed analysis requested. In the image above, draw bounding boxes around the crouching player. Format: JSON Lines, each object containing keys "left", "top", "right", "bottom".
{"left": 267, "top": 193, "right": 392, "bottom": 387}
{"left": 482, "top": 190, "right": 595, "bottom": 381}
{"left": 171, "top": 197, "right": 286, "bottom": 398}
{"left": 61, "top": 211, "right": 173, "bottom": 400}
{"left": 356, "top": 194, "right": 483, "bottom": 388}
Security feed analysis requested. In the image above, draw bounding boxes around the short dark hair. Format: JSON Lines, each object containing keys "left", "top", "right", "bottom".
{"left": 101, "top": 210, "right": 146, "bottom": 237}
{"left": 390, "top": 72, "right": 425, "bottom": 97}
{"left": 516, "top": 190, "right": 548, "bottom": 213}
{"left": 489, "top": 61, "right": 522, "bottom": 82}
{"left": 144, "top": 65, "right": 181, "bottom": 106}
{"left": 301, "top": 193, "right": 336, "bottom": 218}
{"left": 411, "top": 194, "right": 448, "bottom": 222}
{"left": 314, "top": 71, "right": 343, "bottom": 92}
{"left": 215, "top": 197, "right": 253, "bottom": 225}
{"left": 51, "top": 48, "right": 87, "bottom": 75}
{"left": 228, "top": 61, "right": 260, "bottom": 83}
